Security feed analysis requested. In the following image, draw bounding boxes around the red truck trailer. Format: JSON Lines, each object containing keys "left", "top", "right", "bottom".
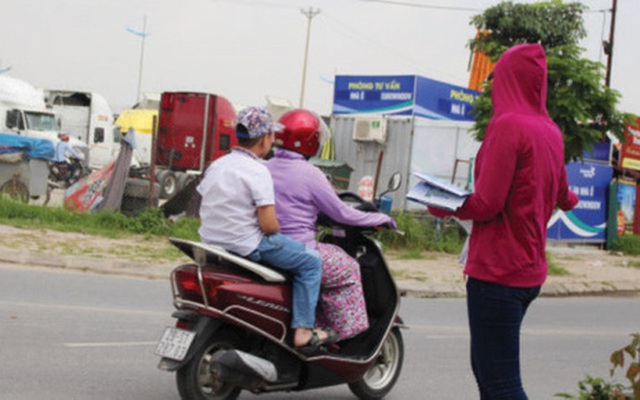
{"left": 123, "top": 92, "right": 237, "bottom": 216}
{"left": 156, "top": 92, "right": 237, "bottom": 172}
{"left": 151, "top": 92, "right": 237, "bottom": 199}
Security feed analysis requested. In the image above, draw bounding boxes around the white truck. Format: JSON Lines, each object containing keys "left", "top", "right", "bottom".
{"left": 44, "top": 89, "right": 120, "bottom": 169}
{"left": 0, "top": 75, "right": 88, "bottom": 154}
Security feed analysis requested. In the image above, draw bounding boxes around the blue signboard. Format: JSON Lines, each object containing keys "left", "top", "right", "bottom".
{"left": 332, "top": 75, "right": 480, "bottom": 121}
{"left": 547, "top": 161, "right": 613, "bottom": 242}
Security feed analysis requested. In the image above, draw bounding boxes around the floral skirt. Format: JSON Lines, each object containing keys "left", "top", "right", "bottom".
{"left": 315, "top": 243, "right": 369, "bottom": 340}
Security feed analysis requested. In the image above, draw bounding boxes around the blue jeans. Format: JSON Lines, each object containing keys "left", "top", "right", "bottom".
{"left": 466, "top": 277, "right": 541, "bottom": 400}
{"left": 248, "top": 233, "right": 322, "bottom": 329}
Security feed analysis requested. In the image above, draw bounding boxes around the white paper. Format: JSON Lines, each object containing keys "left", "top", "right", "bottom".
{"left": 406, "top": 172, "right": 471, "bottom": 211}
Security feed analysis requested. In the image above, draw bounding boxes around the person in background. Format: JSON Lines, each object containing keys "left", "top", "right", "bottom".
{"left": 266, "top": 109, "right": 396, "bottom": 341}
{"left": 53, "top": 133, "right": 83, "bottom": 186}
{"left": 197, "top": 106, "right": 334, "bottom": 353}
{"left": 428, "top": 43, "right": 579, "bottom": 399}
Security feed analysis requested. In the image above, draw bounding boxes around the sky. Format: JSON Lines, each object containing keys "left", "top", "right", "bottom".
{"left": 0, "top": 0, "right": 637, "bottom": 117}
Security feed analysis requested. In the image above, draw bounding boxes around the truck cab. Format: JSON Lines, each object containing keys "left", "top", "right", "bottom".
{"left": 44, "top": 90, "right": 120, "bottom": 169}
{"left": 0, "top": 76, "right": 88, "bottom": 160}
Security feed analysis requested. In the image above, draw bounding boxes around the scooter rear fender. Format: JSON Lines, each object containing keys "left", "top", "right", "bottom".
{"left": 158, "top": 311, "right": 223, "bottom": 372}
{"left": 394, "top": 315, "right": 408, "bottom": 329}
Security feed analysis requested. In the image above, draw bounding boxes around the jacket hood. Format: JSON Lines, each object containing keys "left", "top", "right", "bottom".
{"left": 491, "top": 43, "right": 548, "bottom": 117}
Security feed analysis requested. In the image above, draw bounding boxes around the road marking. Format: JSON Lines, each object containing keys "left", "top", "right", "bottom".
{"left": 0, "top": 300, "right": 166, "bottom": 316}
{"left": 64, "top": 341, "right": 157, "bottom": 348}
{"left": 409, "top": 324, "right": 629, "bottom": 337}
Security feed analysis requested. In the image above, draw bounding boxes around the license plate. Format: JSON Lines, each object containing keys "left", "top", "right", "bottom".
{"left": 155, "top": 327, "right": 196, "bottom": 361}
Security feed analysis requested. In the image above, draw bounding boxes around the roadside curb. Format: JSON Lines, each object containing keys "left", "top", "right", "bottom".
{"left": 0, "top": 247, "right": 173, "bottom": 280}
{"left": 2, "top": 248, "right": 640, "bottom": 298}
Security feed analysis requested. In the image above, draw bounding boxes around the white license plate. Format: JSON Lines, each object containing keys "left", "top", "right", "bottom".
{"left": 155, "top": 327, "right": 196, "bottom": 361}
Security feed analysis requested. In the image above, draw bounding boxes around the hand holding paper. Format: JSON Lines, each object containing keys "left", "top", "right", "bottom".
{"left": 406, "top": 172, "right": 471, "bottom": 211}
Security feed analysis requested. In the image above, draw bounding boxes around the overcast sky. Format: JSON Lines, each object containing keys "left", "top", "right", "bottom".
{"left": 1, "top": 0, "right": 636, "bottom": 117}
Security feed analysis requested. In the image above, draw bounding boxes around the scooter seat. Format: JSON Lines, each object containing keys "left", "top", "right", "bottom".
{"left": 169, "top": 238, "right": 288, "bottom": 283}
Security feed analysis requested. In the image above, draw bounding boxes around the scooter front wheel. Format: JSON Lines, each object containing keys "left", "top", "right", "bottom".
{"left": 176, "top": 330, "right": 243, "bottom": 400}
{"left": 348, "top": 327, "right": 404, "bottom": 400}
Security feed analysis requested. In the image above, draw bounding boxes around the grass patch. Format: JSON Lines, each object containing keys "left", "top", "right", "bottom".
{"left": 377, "top": 211, "right": 465, "bottom": 254}
{"left": 547, "top": 251, "right": 570, "bottom": 276}
{"left": 0, "top": 198, "right": 200, "bottom": 240}
{"left": 627, "top": 261, "right": 640, "bottom": 268}
{"left": 609, "top": 235, "right": 640, "bottom": 256}
{"left": 395, "top": 248, "right": 427, "bottom": 260}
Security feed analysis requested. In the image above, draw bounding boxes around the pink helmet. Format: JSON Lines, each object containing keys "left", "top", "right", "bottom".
{"left": 60, "top": 133, "right": 70, "bottom": 142}
{"left": 275, "top": 109, "right": 321, "bottom": 157}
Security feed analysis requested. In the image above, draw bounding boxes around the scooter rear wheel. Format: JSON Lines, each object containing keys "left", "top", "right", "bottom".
{"left": 348, "top": 327, "right": 404, "bottom": 400}
{"left": 176, "top": 331, "right": 243, "bottom": 400}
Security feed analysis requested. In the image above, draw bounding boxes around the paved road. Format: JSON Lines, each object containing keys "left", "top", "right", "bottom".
{"left": 0, "top": 263, "right": 638, "bottom": 399}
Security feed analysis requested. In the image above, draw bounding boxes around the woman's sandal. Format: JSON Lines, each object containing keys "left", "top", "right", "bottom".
{"left": 295, "top": 329, "right": 340, "bottom": 356}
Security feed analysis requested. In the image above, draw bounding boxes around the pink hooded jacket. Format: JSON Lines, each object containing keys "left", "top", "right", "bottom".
{"left": 430, "top": 43, "right": 578, "bottom": 287}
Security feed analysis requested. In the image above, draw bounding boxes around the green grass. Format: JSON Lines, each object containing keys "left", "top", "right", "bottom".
{"left": 627, "top": 261, "right": 640, "bottom": 268}
{"left": 547, "top": 251, "right": 570, "bottom": 276}
{"left": 0, "top": 197, "right": 200, "bottom": 240}
{"left": 609, "top": 235, "right": 640, "bottom": 256}
{"left": 378, "top": 211, "right": 465, "bottom": 254}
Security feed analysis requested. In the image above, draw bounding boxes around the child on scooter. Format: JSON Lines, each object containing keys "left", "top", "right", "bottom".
{"left": 197, "top": 106, "right": 336, "bottom": 352}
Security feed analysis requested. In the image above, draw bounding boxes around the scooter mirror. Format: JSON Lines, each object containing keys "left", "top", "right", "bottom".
{"left": 377, "top": 172, "right": 402, "bottom": 201}
{"left": 387, "top": 172, "right": 402, "bottom": 192}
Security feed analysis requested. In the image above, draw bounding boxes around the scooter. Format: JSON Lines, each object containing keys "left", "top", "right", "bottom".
{"left": 156, "top": 173, "right": 405, "bottom": 400}
{"left": 48, "top": 156, "right": 86, "bottom": 189}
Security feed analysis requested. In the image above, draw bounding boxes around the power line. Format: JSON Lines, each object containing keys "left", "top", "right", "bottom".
{"left": 361, "top": 0, "right": 608, "bottom": 14}
{"left": 210, "top": 0, "right": 296, "bottom": 10}
{"left": 359, "top": 0, "right": 482, "bottom": 12}
{"left": 321, "top": 12, "right": 462, "bottom": 83}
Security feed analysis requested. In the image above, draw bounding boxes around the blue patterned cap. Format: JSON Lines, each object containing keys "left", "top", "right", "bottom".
{"left": 235, "top": 106, "right": 284, "bottom": 139}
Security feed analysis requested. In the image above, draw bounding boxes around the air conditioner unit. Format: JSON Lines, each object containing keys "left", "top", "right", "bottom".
{"left": 352, "top": 117, "right": 387, "bottom": 143}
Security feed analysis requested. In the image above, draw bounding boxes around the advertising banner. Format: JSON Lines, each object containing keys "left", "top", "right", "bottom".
{"left": 547, "top": 161, "right": 613, "bottom": 242}
{"left": 332, "top": 75, "right": 479, "bottom": 121}
{"left": 616, "top": 180, "right": 636, "bottom": 235}
{"left": 413, "top": 76, "right": 479, "bottom": 121}
{"left": 619, "top": 117, "right": 640, "bottom": 171}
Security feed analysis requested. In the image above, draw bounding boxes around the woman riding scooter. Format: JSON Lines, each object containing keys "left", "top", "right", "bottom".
{"left": 266, "top": 109, "right": 397, "bottom": 342}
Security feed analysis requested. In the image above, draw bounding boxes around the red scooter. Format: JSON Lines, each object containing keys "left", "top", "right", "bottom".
{"left": 156, "top": 174, "right": 405, "bottom": 400}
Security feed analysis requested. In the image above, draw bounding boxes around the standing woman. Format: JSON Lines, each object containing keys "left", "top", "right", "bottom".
{"left": 266, "top": 109, "right": 396, "bottom": 341}
{"left": 428, "top": 43, "right": 578, "bottom": 399}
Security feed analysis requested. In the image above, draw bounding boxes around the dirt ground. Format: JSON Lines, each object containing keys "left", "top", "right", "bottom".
{"left": 2, "top": 223, "right": 640, "bottom": 294}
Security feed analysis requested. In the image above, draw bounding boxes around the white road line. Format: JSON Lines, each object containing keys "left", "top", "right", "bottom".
{"left": 64, "top": 341, "right": 157, "bottom": 348}
{"left": 0, "top": 300, "right": 166, "bottom": 316}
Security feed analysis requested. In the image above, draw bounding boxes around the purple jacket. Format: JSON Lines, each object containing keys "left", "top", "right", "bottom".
{"left": 266, "top": 148, "right": 394, "bottom": 248}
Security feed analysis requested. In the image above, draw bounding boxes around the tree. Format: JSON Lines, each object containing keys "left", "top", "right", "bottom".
{"left": 469, "top": 0, "right": 636, "bottom": 162}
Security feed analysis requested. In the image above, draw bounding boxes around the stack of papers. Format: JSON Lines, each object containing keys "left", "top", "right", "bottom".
{"left": 406, "top": 172, "right": 471, "bottom": 211}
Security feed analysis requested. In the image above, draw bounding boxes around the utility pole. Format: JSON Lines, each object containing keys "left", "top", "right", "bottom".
{"left": 604, "top": 0, "right": 617, "bottom": 87}
{"left": 127, "top": 16, "right": 150, "bottom": 104}
{"left": 299, "top": 7, "right": 321, "bottom": 108}
{"left": 137, "top": 15, "right": 148, "bottom": 103}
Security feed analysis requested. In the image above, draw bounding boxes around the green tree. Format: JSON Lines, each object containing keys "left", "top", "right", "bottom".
{"left": 469, "top": 0, "right": 636, "bottom": 162}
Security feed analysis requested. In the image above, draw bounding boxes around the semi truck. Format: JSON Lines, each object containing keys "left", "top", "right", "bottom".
{"left": 44, "top": 90, "right": 120, "bottom": 169}
{"left": 0, "top": 75, "right": 87, "bottom": 158}
{"left": 120, "top": 91, "right": 237, "bottom": 203}
{"left": 115, "top": 108, "right": 157, "bottom": 173}
{"left": 134, "top": 92, "right": 238, "bottom": 201}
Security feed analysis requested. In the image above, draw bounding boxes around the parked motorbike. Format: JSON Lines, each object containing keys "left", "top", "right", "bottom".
{"left": 48, "top": 156, "right": 86, "bottom": 189}
{"left": 155, "top": 173, "right": 405, "bottom": 400}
